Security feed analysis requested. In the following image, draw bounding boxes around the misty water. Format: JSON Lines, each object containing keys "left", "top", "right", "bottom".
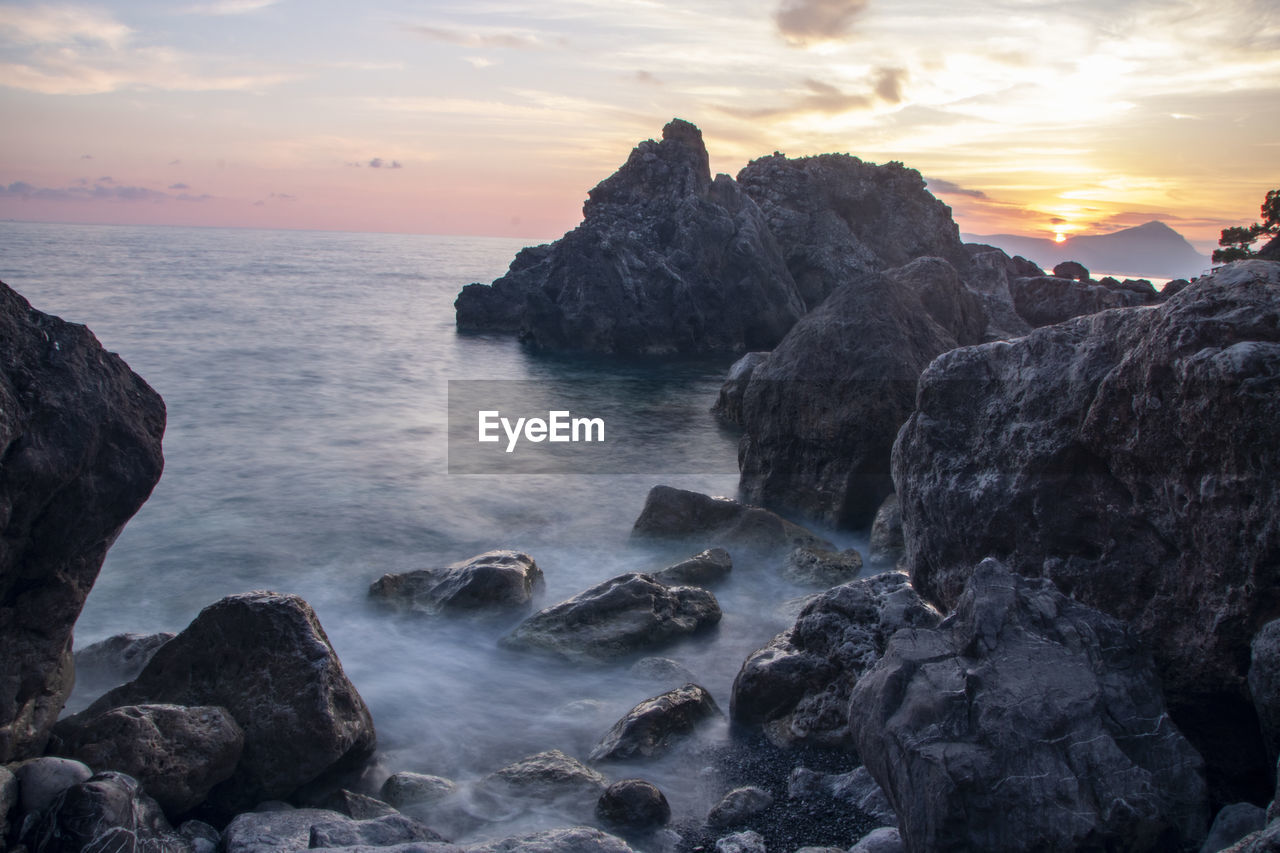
{"left": 0, "top": 222, "right": 864, "bottom": 844}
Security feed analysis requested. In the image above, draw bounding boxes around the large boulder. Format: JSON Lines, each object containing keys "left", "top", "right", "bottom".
{"left": 631, "top": 485, "right": 832, "bottom": 557}
{"left": 736, "top": 153, "right": 970, "bottom": 310}
{"left": 958, "top": 243, "right": 1037, "bottom": 340}
{"left": 0, "top": 280, "right": 166, "bottom": 762}
{"left": 589, "top": 683, "right": 722, "bottom": 762}
{"left": 369, "top": 550, "right": 544, "bottom": 615}
{"left": 59, "top": 591, "right": 377, "bottom": 814}
{"left": 730, "top": 571, "right": 938, "bottom": 748}
{"left": 455, "top": 119, "right": 805, "bottom": 355}
{"left": 502, "top": 573, "right": 720, "bottom": 663}
{"left": 849, "top": 559, "right": 1209, "bottom": 853}
{"left": 893, "top": 259, "right": 1280, "bottom": 802}
{"left": 734, "top": 262, "right": 983, "bottom": 528}
{"left": 20, "top": 771, "right": 188, "bottom": 853}
{"left": 1009, "top": 272, "right": 1159, "bottom": 327}
{"left": 50, "top": 703, "right": 244, "bottom": 816}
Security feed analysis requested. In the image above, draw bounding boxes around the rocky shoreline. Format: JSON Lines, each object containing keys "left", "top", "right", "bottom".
{"left": 3, "top": 120, "right": 1279, "bottom": 853}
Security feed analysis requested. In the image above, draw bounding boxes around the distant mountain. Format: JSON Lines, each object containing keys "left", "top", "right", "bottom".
{"left": 962, "top": 221, "right": 1210, "bottom": 280}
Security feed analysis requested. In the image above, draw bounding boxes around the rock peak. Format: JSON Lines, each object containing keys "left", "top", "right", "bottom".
{"left": 662, "top": 118, "right": 704, "bottom": 148}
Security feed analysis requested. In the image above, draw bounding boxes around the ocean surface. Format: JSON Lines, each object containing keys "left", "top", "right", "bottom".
{"left": 0, "top": 221, "right": 861, "bottom": 842}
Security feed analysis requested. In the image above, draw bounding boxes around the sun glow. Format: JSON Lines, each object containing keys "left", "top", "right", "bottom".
{"left": 1054, "top": 231, "right": 1067, "bottom": 243}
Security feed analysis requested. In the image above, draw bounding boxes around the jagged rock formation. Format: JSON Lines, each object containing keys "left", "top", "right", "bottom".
{"left": 0, "top": 280, "right": 166, "bottom": 763}
{"left": 456, "top": 119, "right": 805, "bottom": 355}
{"left": 1010, "top": 272, "right": 1163, "bottom": 327}
{"left": 849, "top": 559, "right": 1208, "bottom": 853}
{"left": 893, "top": 259, "right": 1280, "bottom": 802}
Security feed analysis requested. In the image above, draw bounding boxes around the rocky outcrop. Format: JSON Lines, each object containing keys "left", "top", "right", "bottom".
{"left": 733, "top": 262, "right": 985, "bottom": 528}
{"left": 631, "top": 485, "right": 831, "bottom": 557}
{"left": 19, "top": 771, "right": 186, "bottom": 853}
{"left": 60, "top": 591, "right": 376, "bottom": 815}
{"left": 958, "top": 243, "right": 1037, "bottom": 340}
{"left": 589, "top": 683, "right": 721, "bottom": 762}
{"left": 0, "top": 281, "right": 166, "bottom": 762}
{"left": 369, "top": 550, "right": 544, "bottom": 615}
{"left": 730, "top": 571, "right": 939, "bottom": 747}
{"left": 848, "top": 559, "right": 1208, "bottom": 853}
{"left": 596, "top": 779, "right": 670, "bottom": 831}
{"left": 893, "top": 260, "right": 1280, "bottom": 801}
{"left": 1009, "top": 272, "right": 1160, "bottom": 327}
{"left": 50, "top": 703, "right": 243, "bottom": 816}
{"left": 737, "top": 153, "right": 970, "bottom": 310}
{"left": 653, "top": 548, "right": 732, "bottom": 586}
{"left": 1053, "top": 260, "right": 1090, "bottom": 280}
{"left": 456, "top": 120, "right": 805, "bottom": 355}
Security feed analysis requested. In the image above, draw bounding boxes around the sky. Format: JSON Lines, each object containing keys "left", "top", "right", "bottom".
{"left": 0, "top": 0, "right": 1277, "bottom": 251}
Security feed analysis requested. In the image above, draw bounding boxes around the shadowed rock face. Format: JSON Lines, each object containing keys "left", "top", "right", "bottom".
{"left": 456, "top": 119, "right": 805, "bottom": 355}
{"left": 849, "top": 559, "right": 1208, "bottom": 853}
{"left": 1009, "top": 273, "right": 1161, "bottom": 326}
{"left": 893, "top": 259, "right": 1280, "bottom": 803}
{"left": 0, "top": 280, "right": 166, "bottom": 763}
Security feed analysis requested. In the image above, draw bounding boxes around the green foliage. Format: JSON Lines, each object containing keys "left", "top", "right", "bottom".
{"left": 1214, "top": 189, "right": 1280, "bottom": 263}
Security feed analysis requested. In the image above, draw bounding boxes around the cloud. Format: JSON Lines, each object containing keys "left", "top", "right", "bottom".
{"left": 722, "top": 69, "right": 903, "bottom": 119}
{"left": 169, "top": 182, "right": 189, "bottom": 189}
{"left": 775, "top": 0, "right": 870, "bottom": 46}
{"left": 0, "top": 5, "right": 132, "bottom": 49}
{"left": 465, "top": 56, "right": 495, "bottom": 69}
{"left": 269, "top": 192, "right": 296, "bottom": 200}
{"left": 634, "top": 70, "right": 661, "bottom": 85}
{"left": 183, "top": 0, "right": 280, "bottom": 15}
{"left": 873, "top": 67, "right": 906, "bottom": 104}
{"left": 98, "top": 175, "right": 114, "bottom": 183}
{"left": 368, "top": 158, "right": 402, "bottom": 169}
{"left": 406, "top": 25, "right": 543, "bottom": 50}
{"left": 169, "top": 159, "right": 181, "bottom": 166}
{"left": 0, "top": 180, "right": 211, "bottom": 203}
{"left": 926, "top": 178, "right": 988, "bottom": 199}
{"left": 80, "top": 153, "right": 92, "bottom": 159}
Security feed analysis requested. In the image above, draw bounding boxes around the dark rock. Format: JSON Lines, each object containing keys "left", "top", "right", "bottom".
{"left": 1251, "top": 620, "right": 1280, "bottom": 764}
{"left": 316, "top": 788, "right": 399, "bottom": 820}
{"left": 1202, "top": 803, "right": 1267, "bottom": 853}
{"left": 1053, "top": 260, "right": 1090, "bottom": 280}
{"left": 179, "top": 819, "right": 219, "bottom": 853}
{"left": 20, "top": 771, "right": 186, "bottom": 853}
{"left": 787, "top": 766, "right": 895, "bottom": 826}
{"left": 707, "top": 786, "right": 773, "bottom": 828}
{"left": 380, "top": 772, "right": 458, "bottom": 812}
{"left": 596, "top": 779, "right": 670, "bottom": 830}
{"left": 959, "top": 244, "right": 1036, "bottom": 340}
{"left": 738, "top": 153, "right": 970, "bottom": 310}
{"left": 220, "top": 807, "right": 349, "bottom": 853}
{"left": 849, "top": 827, "right": 903, "bottom": 853}
{"left": 628, "top": 657, "right": 697, "bottom": 685}
{"left": 0, "top": 281, "right": 166, "bottom": 762}
{"left": 867, "top": 494, "right": 903, "bottom": 570}
{"left": 456, "top": 120, "right": 805, "bottom": 355}
{"left": 61, "top": 591, "right": 377, "bottom": 815}
{"left": 730, "top": 571, "right": 938, "bottom": 747}
{"left": 781, "top": 546, "right": 862, "bottom": 587}
{"left": 712, "top": 352, "right": 770, "bottom": 426}
{"left": 589, "top": 684, "right": 722, "bottom": 762}
{"left": 734, "top": 263, "right": 981, "bottom": 528}
{"left": 50, "top": 703, "right": 243, "bottom": 816}
{"left": 652, "top": 548, "right": 732, "bottom": 586}
{"left": 369, "top": 551, "right": 544, "bottom": 615}
{"left": 1009, "top": 273, "right": 1155, "bottom": 327}
{"left": 848, "top": 559, "right": 1209, "bottom": 853}
{"left": 894, "top": 259, "right": 1280, "bottom": 802}
{"left": 1103, "top": 276, "right": 1160, "bottom": 298}
{"left": 1164, "top": 278, "right": 1192, "bottom": 297}
{"left": 631, "top": 485, "right": 832, "bottom": 557}
{"left": 714, "top": 830, "right": 765, "bottom": 853}
{"left": 72, "top": 632, "right": 175, "bottom": 700}
{"left": 467, "top": 826, "right": 634, "bottom": 852}
{"left": 308, "top": 813, "right": 446, "bottom": 847}
{"left": 0, "top": 765, "right": 15, "bottom": 847}
{"left": 1220, "top": 821, "right": 1280, "bottom": 852}
{"left": 13, "top": 756, "right": 92, "bottom": 814}
{"left": 503, "top": 573, "right": 720, "bottom": 663}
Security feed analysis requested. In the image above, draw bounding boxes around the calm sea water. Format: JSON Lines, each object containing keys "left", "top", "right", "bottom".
{"left": 0, "top": 221, "right": 862, "bottom": 841}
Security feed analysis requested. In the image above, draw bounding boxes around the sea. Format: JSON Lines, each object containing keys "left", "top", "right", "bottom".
{"left": 0, "top": 221, "right": 862, "bottom": 842}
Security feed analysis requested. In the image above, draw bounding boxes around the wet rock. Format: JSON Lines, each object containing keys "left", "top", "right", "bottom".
{"left": 456, "top": 119, "right": 805, "bottom": 356}
{"left": 316, "top": 788, "right": 399, "bottom": 820}
{"left": 1053, "top": 260, "right": 1090, "bottom": 280}
{"left": 596, "top": 779, "right": 671, "bottom": 830}
{"left": 503, "top": 573, "right": 720, "bottom": 663}
{"left": 72, "top": 631, "right": 175, "bottom": 700}
{"left": 781, "top": 547, "right": 862, "bottom": 587}
{"left": 894, "top": 260, "right": 1280, "bottom": 802}
{"left": 308, "top": 813, "right": 447, "bottom": 847}
{"left": 14, "top": 756, "right": 93, "bottom": 814}
{"left": 848, "top": 559, "right": 1209, "bottom": 853}
{"left": 1009, "top": 273, "right": 1153, "bottom": 327}
{"left": 734, "top": 263, "right": 981, "bottom": 528}
{"left": 628, "top": 657, "right": 697, "bottom": 685}
{"left": 589, "top": 684, "right": 722, "bottom": 762}
{"left": 849, "top": 827, "right": 903, "bottom": 853}
{"left": 730, "top": 572, "right": 938, "bottom": 747}
{"left": 20, "top": 771, "right": 185, "bottom": 853}
{"left": 867, "top": 494, "right": 903, "bottom": 570}
{"left": 62, "top": 591, "right": 377, "bottom": 815}
{"left": 1202, "top": 803, "right": 1267, "bottom": 853}
{"left": 712, "top": 352, "right": 770, "bottom": 426}
{"left": 50, "top": 702, "right": 243, "bottom": 816}
{"left": 369, "top": 551, "right": 544, "bottom": 615}
{"left": 220, "top": 807, "right": 350, "bottom": 853}
{"left": 787, "top": 766, "right": 895, "bottom": 826}
{"left": 707, "top": 786, "right": 773, "bottom": 828}
{"left": 179, "top": 819, "right": 220, "bottom": 853}
{"left": 0, "top": 281, "right": 166, "bottom": 762}
{"left": 714, "top": 829, "right": 765, "bottom": 853}
{"left": 738, "top": 153, "right": 970, "bottom": 310}
{"left": 631, "top": 485, "right": 832, "bottom": 557}
{"left": 1251, "top": 620, "right": 1280, "bottom": 764}
{"left": 482, "top": 749, "right": 607, "bottom": 805}
{"left": 652, "top": 548, "right": 732, "bottom": 586}
{"left": 380, "top": 772, "right": 458, "bottom": 812}
{"left": 467, "top": 826, "right": 634, "bottom": 853}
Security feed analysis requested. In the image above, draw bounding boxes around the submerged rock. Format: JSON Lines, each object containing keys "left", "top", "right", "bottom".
{"left": 468, "top": 826, "right": 635, "bottom": 853}
{"left": 589, "top": 683, "right": 722, "bottom": 762}
{"left": 631, "top": 485, "right": 831, "bottom": 557}
{"left": 652, "top": 548, "right": 732, "bottom": 586}
{"left": 503, "top": 573, "right": 720, "bottom": 663}
{"left": 60, "top": 591, "right": 377, "bottom": 815}
{"left": 0, "top": 280, "right": 166, "bottom": 762}
{"left": 848, "top": 559, "right": 1208, "bottom": 853}
{"left": 72, "top": 632, "right": 175, "bottom": 700}
{"left": 369, "top": 550, "right": 544, "bottom": 615}
{"left": 894, "top": 259, "right": 1280, "bottom": 801}
{"left": 456, "top": 119, "right": 805, "bottom": 355}
{"left": 781, "top": 546, "right": 863, "bottom": 587}
{"left": 380, "top": 772, "right": 458, "bottom": 813}
{"left": 479, "top": 749, "right": 606, "bottom": 819}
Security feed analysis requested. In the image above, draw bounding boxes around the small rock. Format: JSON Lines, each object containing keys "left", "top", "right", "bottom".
{"left": 653, "top": 548, "right": 733, "bottom": 586}
{"left": 468, "top": 825, "right": 635, "bottom": 852}
{"left": 72, "top": 632, "right": 175, "bottom": 699}
{"left": 380, "top": 772, "right": 458, "bottom": 811}
{"left": 707, "top": 786, "right": 773, "bottom": 828}
{"left": 308, "top": 812, "right": 447, "bottom": 847}
{"left": 782, "top": 547, "right": 863, "bottom": 587}
{"left": 590, "top": 684, "right": 722, "bottom": 762}
{"left": 482, "top": 749, "right": 607, "bottom": 805}
{"left": 631, "top": 486, "right": 833, "bottom": 557}
{"left": 628, "top": 657, "right": 697, "bottom": 685}
{"left": 14, "top": 757, "right": 93, "bottom": 814}
{"left": 1201, "top": 803, "right": 1266, "bottom": 853}
{"left": 1052, "top": 260, "right": 1090, "bottom": 280}
{"left": 849, "top": 827, "right": 904, "bottom": 853}
{"left": 369, "top": 550, "right": 544, "bottom": 615}
{"left": 596, "top": 779, "right": 671, "bottom": 830}
{"left": 715, "top": 829, "right": 766, "bottom": 853}
{"left": 220, "top": 807, "right": 348, "bottom": 853}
